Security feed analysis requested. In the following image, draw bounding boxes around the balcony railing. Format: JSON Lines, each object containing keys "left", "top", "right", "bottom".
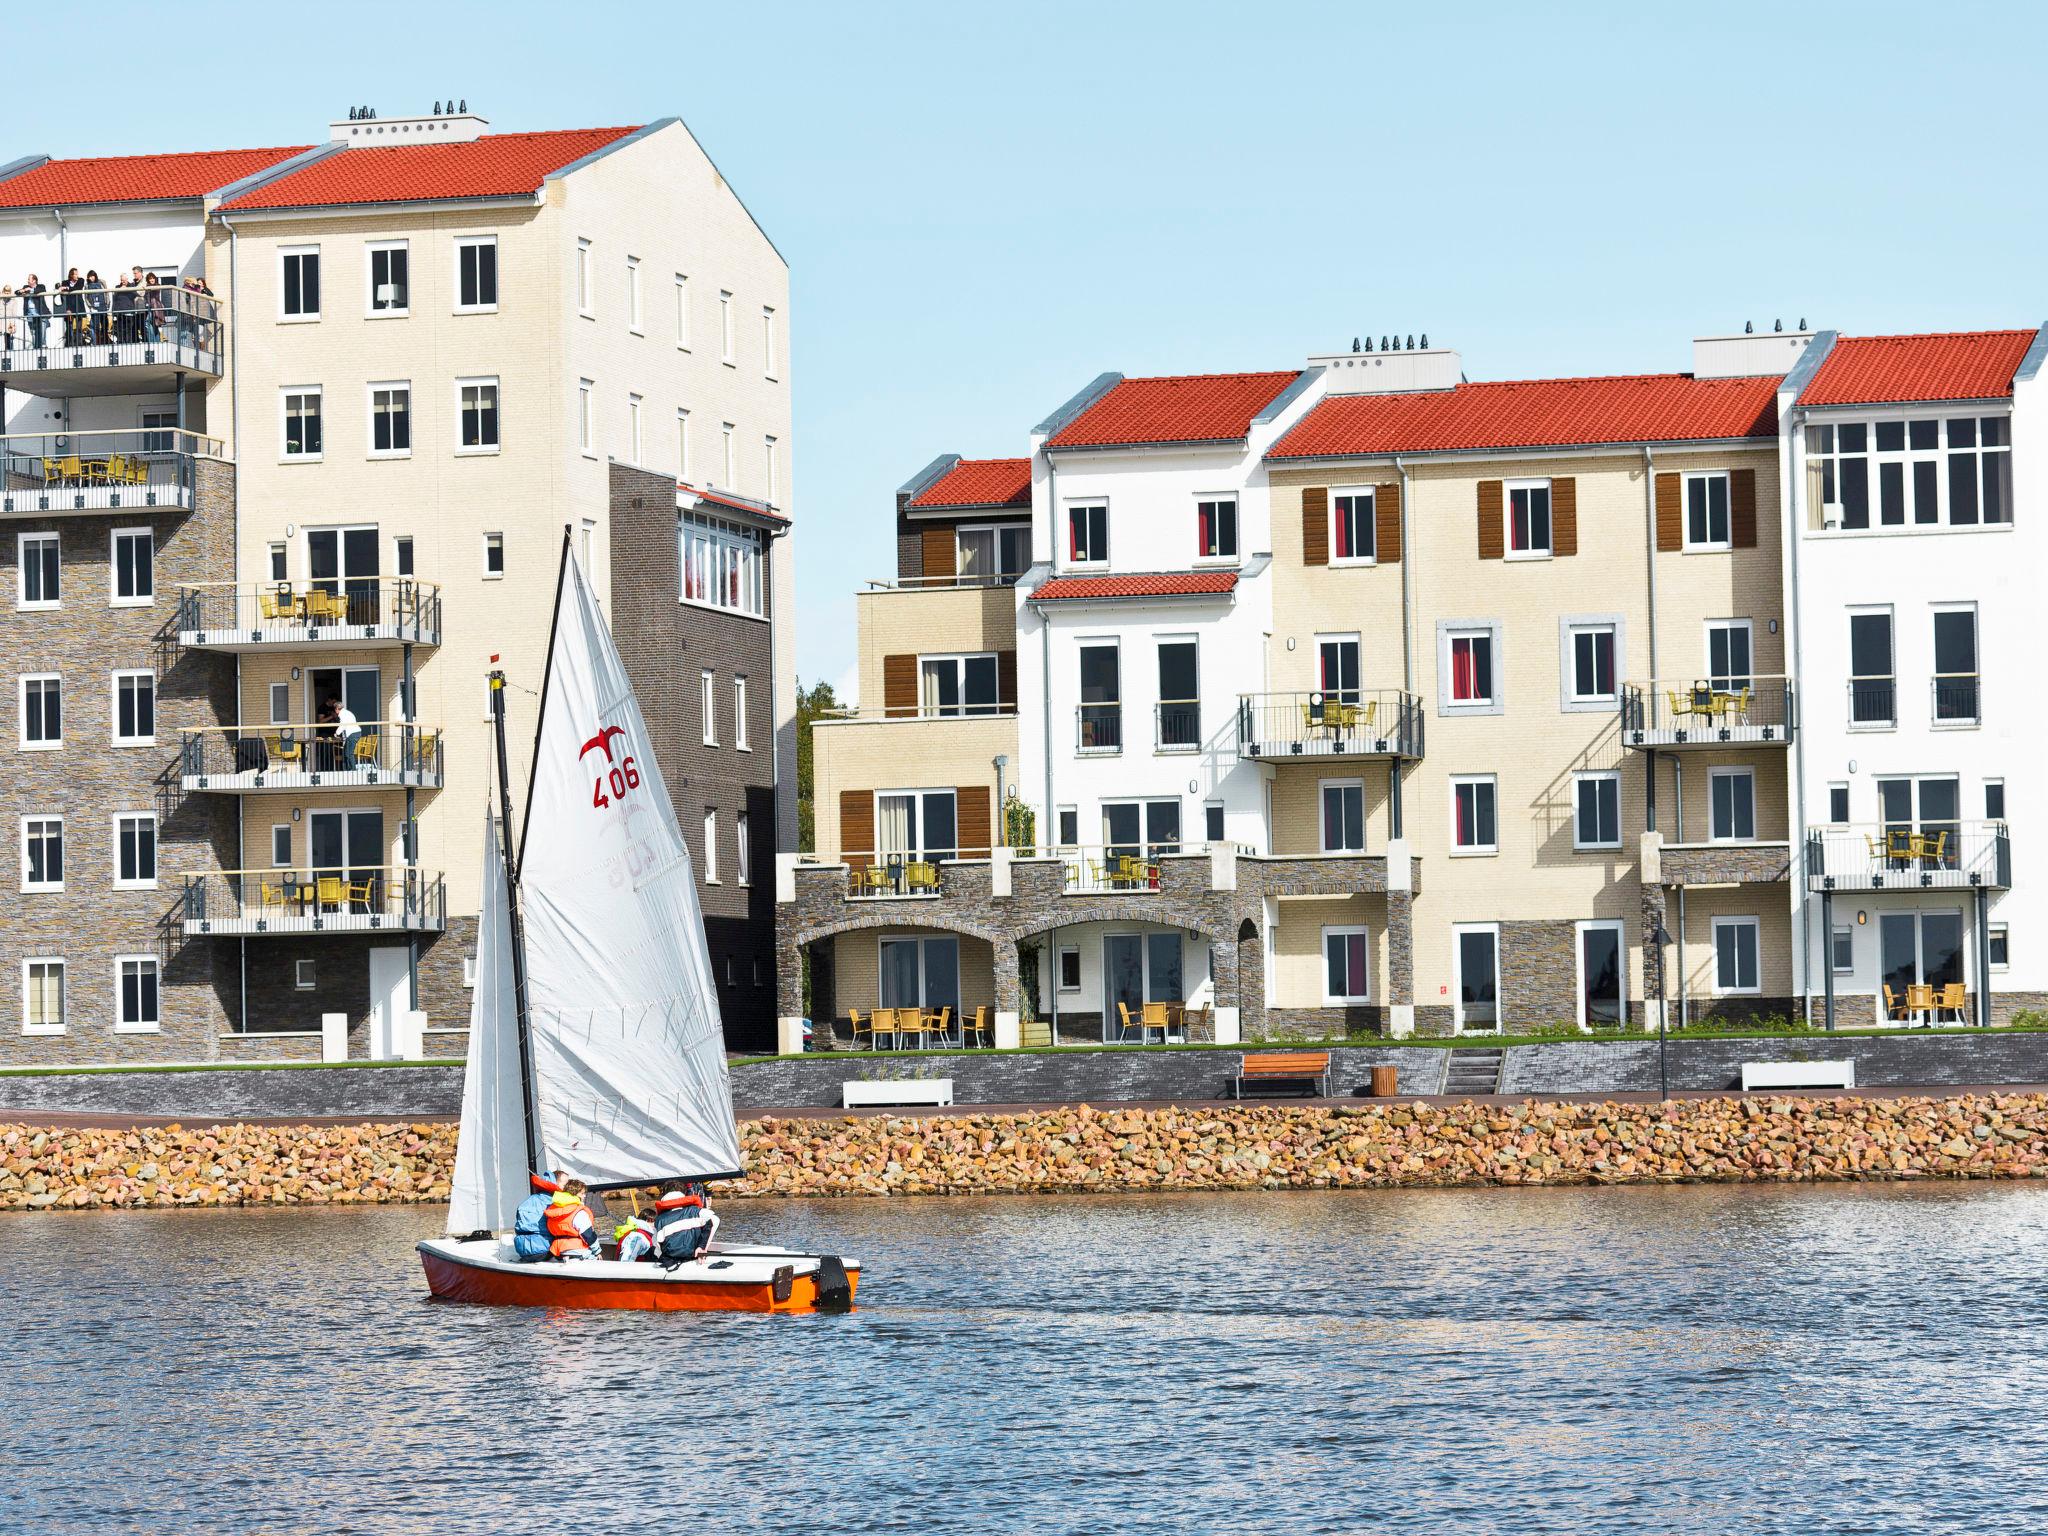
{"left": 1804, "top": 822, "right": 2011, "bottom": 892}
{"left": 1619, "top": 676, "right": 1794, "bottom": 747}
{"left": 181, "top": 866, "right": 446, "bottom": 936}
{"left": 2, "top": 428, "right": 224, "bottom": 515}
{"left": 1237, "top": 690, "right": 1424, "bottom": 761}
{"left": 176, "top": 580, "right": 442, "bottom": 650}
{"left": 1848, "top": 677, "right": 1895, "bottom": 728}
{"left": 842, "top": 850, "right": 990, "bottom": 900}
{"left": 1077, "top": 703, "right": 1122, "bottom": 755}
{"left": 1155, "top": 700, "right": 1201, "bottom": 752}
{"left": 1057, "top": 843, "right": 1183, "bottom": 894}
{"left": 1932, "top": 673, "right": 1980, "bottom": 726}
{"left": 179, "top": 722, "right": 445, "bottom": 793}
{"left": 0, "top": 284, "right": 224, "bottom": 388}
{"left": 863, "top": 572, "right": 1026, "bottom": 590}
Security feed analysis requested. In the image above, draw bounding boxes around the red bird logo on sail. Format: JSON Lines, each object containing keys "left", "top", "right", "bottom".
{"left": 579, "top": 725, "right": 628, "bottom": 764}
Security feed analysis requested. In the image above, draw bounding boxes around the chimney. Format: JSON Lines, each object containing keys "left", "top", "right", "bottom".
{"left": 1691, "top": 324, "right": 1817, "bottom": 379}
{"left": 1308, "top": 339, "right": 1462, "bottom": 395}
{"left": 330, "top": 103, "right": 488, "bottom": 145}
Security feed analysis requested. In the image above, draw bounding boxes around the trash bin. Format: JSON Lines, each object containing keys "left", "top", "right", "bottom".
{"left": 1370, "top": 1064, "right": 1400, "bottom": 1098}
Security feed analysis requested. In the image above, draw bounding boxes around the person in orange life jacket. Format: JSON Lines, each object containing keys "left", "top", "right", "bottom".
{"left": 652, "top": 1184, "right": 719, "bottom": 1264}
{"left": 614, "top": 1216, "right": 657, "bottom": 1263}
{"left": 544, "top": 1178, "right": 600, "bottom": 1260}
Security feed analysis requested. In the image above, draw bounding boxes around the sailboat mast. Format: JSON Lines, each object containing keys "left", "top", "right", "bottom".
{"left": 490, "top": 669, "right": 541, "bottom": 1176}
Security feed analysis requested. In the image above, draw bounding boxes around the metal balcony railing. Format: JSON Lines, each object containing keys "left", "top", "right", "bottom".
{"left": 178, "top": 723, "right": 444, "bottom": 791}
{"left": 1237, "top": 690, "right": 1424, "bottom": 760}
{"left": 181, "top": 866, "right": 446, "bottom": 935}
{"left": 1848, "top": 676, "right": 1896, "bottom": 728}
{"left": 1056, "top": 843, "right": 1182, "bottom": 894}
{"left": 1931, "top": 673, "right": 1980, "bottom": 725}
{"left": 176, "top": 580, "right": 442, "bottom": 648}
{"left": 1804, "top": 822, "right": 2011, "bottom": 892}
{"left": 0, "top": 283, "right": 223, "bottom": 382}
{"left": 1, "top": 428, "right": 224, "bottom": 515}
{"left": 1155, "top": 700, "right": 1201, "bottom": 752}
{"left": 1619, "top": 676, "right": 1795, "bottom": 746}
{"left": 1077, "top": 703, "right": 1122, "bottom": 755}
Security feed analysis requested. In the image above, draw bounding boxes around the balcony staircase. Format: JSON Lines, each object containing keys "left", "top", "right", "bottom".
{"left": 1443, "top": 1046, "right": 1505, "bottom": 1096}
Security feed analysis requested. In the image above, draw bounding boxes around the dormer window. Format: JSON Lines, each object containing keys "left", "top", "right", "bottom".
{"left": 1195, "top": 496, "right": 1237, "bottom": 561}
{"left": 1067, "top": 503, "right": 1108, "bottom": 566}
{"left": 1807, "top": 415, "right": 2011, "bottom": 531}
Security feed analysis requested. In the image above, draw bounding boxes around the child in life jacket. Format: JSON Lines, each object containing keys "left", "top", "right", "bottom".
{"left": 543, "top": 1178, "right": 600, "bottom": 1260}
{"left": 652, "top": 1184, "right": 719, "bottom": 1265}
{"left": 614, "top": 1215, "right": 657, "bottom": 1263}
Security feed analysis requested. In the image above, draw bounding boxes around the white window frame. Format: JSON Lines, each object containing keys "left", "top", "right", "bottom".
{"left": 267, "top": 682, "right": 292, "bottom": 726}
{"left": 22, "top": 957, "right": 65, "bottom": 1036}
{"left": 280, "top": 386, "right": 324, "bottom": 462}
{"left": 764, "top": 435, "right": 778, "bottom": 505}
{"left": 678, "top": 512, "right": 766, "bottom": 619}
{"left": 919, "top": 651, "right": 1001, "bottom": 719}
{"left": 295, "top": 958, "right": 316, "bottom": 991}
{"left": 674, "top": 273, "right": 690, "bottom": 349}
{"left": 762, "top": 305, "right": 777, "bottom": 380}
{"left": 1990, "top": 923, "right": 2010, "bottom": 971}
{"left": 271, "top": 824, "right": 292, "bottom": 867}
{"left": 577, "top": 379, "right": 595, "bottom": 457}
{"left": 366, "top": 380, "right": 412, "bottom": 459}
{"left": 677, "top": 408, "right": 691, "bottom": 480}
{"left": 1985, "top": 779, "right": 2007, "bottom": 822}
{"left": 575, "top": 238, "right": 593, "bottom": 317}
{"left": 110, "top": 669, "right": 155, "bottom": 747}
{"left": 482, "top": 532, "right": 505, "bottom": 580}
{"left": 1683, "top": 470, "right": 1732, "bottom": 551}
{"left": 625, "top": 255, "right": 643, "bottom": 334}
{"left": 1708, "top": 766, "right": 1757, "bottom": 843}
{"left": 1705, "top": 619, "right": 1755, "bottom": 692}
{"left": 1827, "top": 781, "right": 1850, "bottom": 824}
{"left": 1575, "top": 917, "right": 1629, "bottom": 1028}
{"left": 628, "top": 393, "right": 644, "bottom": 465}
{"left": 1505, "top": 477, "right": 1554, "bottom": 560}
{"left": 734, "top": 675, "right": 750, "bottom": 751}
{"left": 1322, "top": 925, "right": 1372, "bottom": 1005}
{"left": 278, "top": 245, "right": 320, "bottom": 321}
{"left": 1204, "top": 800, "right": 1226, "bottom": 845}
{"left": 1572, "top": 770, "right": 1622, "bottom": 851}
{"left": 1194, "top": 493, "right": 1239, "bottom": 563}
{"left": 1318, "top": 777, "right": 1366, "bottom": 854}
{"left": 1438, "top": 621, "right": 1503, "bottom": 716}
{"left": 114, "top": 954, "right": 161, "bottom": 1033}
{"left": 1330, "top": 485, "right": 1377, "bottom": 566}
{"left": 1065, "top": 501, "right": 1109, "bottom": 568}
{"left": 1832, "top": 924, "right": 1855, "bottom": 975}
{"left": 1450, "top": 774, "right": 1499, "bottom": 856}
{"left": 267, "top": 541, "right": 287, "bottom": 583}
{"left": 1564, "top": 620, "right": 1618, "bottom": 708}
{"left": 456, "top": 376, "right": 500, "bottom": 455}
{"left": 364, "top": 239, "right": 409, "bottom": 318}
{"left": 737, "top": 808, "right": 752, "bottom": 887}
{"left": 1930, "top": 602, "right": 1980, "bottom": 729}
{"left": 19, "top": 673, "right": 61, "bottom": 750}
{"left": 108, "top": 526, "right": 154, "bottom": 608}
{"left": 718, "top": 289, "right": 734, "bottom": 364}
{"left": 1452, "top": 922, "right": 1502, "bottom": 1033}
{"left": 453, "top": 234, "right": 498, "bottom": 314}
{"left": 702, "top": 806, "right": 719, "bottom": 883}
{"left": 21, "top": 814, "right": 63, "bottom": 892}
{"left": 1055, "top": 806, "right": 1079, "bottom": 850}
{"left": 701, "top": 668, "right": 717, "bottom": 746}
{"left": 17, "top": 531, "right": 59, "bottom": 611}
{"left": 1711, "top": 916, "right": 1762, "bottom": 995}
{"left": 1847, "top": 605, "right": 1896, "bottom": 731}
{"left": 720, "top": 422, "right": 735, "bottom": 489}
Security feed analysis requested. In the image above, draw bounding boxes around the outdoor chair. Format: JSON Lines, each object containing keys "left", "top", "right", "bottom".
{"left": 1906, "top": 983, "right": 1936, "bottom": 1024}
{"left": 848, "top": 1008, "right": 872, "bottom": 1048}
{"left": 922, "top": 1006, "right": 952, "bottom": 1048}
{"left": 303, "top": 588, "right": 349, "bottom": 624}
{"left": 352, "top": 733, "right": 381, "bottom": 769}
{"left": 962, "top": 1006, "right": 990, "bottom": 1049}
{"left": 1883, "top": 984, "right": 1909, "bottom": 1022}
{"left": 266, "top": 731, "right": 303, "bottom": 768}
{"left": 905, "top": 860, "right": 940, "bottom": 893}
{"left": 1935, "top": 983, "right": 1968, "bottom": 1024}
{"left": 1116, "top": 1002, "right": 1140, "bottom": 1042}
{"left": 869, "top": 1008, "right": 902, "bottom": 1050}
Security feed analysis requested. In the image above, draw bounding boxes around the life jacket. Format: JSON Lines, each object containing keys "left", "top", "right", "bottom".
{"left": 543, "top": 1193, "right": 597, "bottom": 1255}
{"left": 615, "top": 1219, "right": 656, "bottom": 1264}
{"left": 653, "top": 1193, "right": 715, "bottom": 1264}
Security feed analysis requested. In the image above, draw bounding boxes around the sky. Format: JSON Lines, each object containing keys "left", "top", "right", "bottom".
{"left": 18, "top": 0, "right": 2045, "bottom": 700}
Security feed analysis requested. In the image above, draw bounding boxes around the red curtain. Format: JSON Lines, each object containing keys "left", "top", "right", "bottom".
{"left": 1197, "top": 505, "right": 1210, "bottom": 555}
{"left": 1334, "top": 503, "right": 1350, "bottom": 560}
{"left": 1452, "top": 641, "right": 1475, "bottom": 700}
{"left": 1456, "top": 787, "right": 1471, "bottom": 844}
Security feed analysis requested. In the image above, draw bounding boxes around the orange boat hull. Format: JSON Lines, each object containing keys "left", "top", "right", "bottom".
{"left": 420, "top": 1246, "right": 857, "bottom": 1313}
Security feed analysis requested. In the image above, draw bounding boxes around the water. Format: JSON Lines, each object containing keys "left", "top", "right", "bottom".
{"left": 5, "top": 1184, "right": 2048, "bottom": 1534}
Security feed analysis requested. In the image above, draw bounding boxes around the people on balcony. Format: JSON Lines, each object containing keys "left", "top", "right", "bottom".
{"left": 1, "top": 270, "right": 214, "bottom": 349}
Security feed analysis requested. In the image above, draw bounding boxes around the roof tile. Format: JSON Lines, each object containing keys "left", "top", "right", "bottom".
{"left": 680, "top": 481, "right": 787, "bottom": 525}
{"left": 0, "top": 146, "right": 312, "bottom": 208}
{"left": 219, "top": 127, "right": 640, "bottom": 210}
{"left": 1047, "top": 371, "right": 1300, "bottom": 449}
{"left": 1032, "top": 571, "right": 1238, "bottom": 602}
{"left": 907, "top": 457, "right": 1032, "bottom": 510}
{"left": 1802, "top": 329, "right": 2035, "bottom": 407}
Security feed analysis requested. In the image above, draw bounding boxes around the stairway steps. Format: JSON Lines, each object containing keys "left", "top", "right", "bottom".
{"left": 1444, "top": 1047, "right": 1505, "bottom": 1095}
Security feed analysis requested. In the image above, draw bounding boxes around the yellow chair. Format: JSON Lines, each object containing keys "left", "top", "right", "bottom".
{"left": 56, "top": 455, "right": 86, "bottom": 485}
{"left": 1914, "top": 831, "right": 1949, "bottom": 865}
{"left": 905, "top": 860, "right": 940, "bottom": 893}
{"left": 352, "top": 733, "right": 381, "bottom": 769}
{"left": 869, "top": 1008, "right": 902, "bottom": 1050}
{"left": 259, "top": 879, "right": 293, "bottom": 911}
{"left": 1882, "top": 984, "right": 1908, "bottom": 1023}
{"left": 315, "top": 875, "right": 348, "bottom": 911}
{"left": 304, "top": 589, "right": 348, "bottom": 624}
{"left": 1906, "top": 983, "right": 1936, "bottom": 1023}
{"left": 258, "top": 586, "right": 300, "bottom": 622}
{"left": 922, "top": 1006, "right": 951, "bottom": 1048}
{"left": 1935, "top": 983, "right": 1968, "bottom": 1024}
{"left": 1666, "top": 689, "right": 1696, "bottom": 720}
{"left": 267, "top": 731, "right": 303, "bottom": 769}
{"left": 963, "top": 1006, "right": 990, "bottom": 1049}
{"left": 1116, "top": 1001, "right": 1139, "bottom": 1042}
{"left": 848, "top": 1008, "right": 871, "bottom": 1048}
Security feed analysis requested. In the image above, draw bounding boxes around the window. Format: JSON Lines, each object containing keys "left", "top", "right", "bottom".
{"left": 737, "top": 809, "right": 751, "bottom": 887}
{"left": 269, "top": 682, "right": 291, "bottom": 724}
{"left": 105, "top": 527, "right": 153, "bottom": 607}
{"left": 17, "top": 532, "right": 58, "bottom": 610}
{"left": 282, "top": 388, "right": 323, "bottom": 459}
{"left": 1077, "top": 642, "right": 1121, "bottom": 754}
{"left": 1832, "top": 926, "right": 1855, "bottom": 975}
{"left": 116, "top": 957, "right": 161, "bottom": 1032}
{"left": 702, "top": 806, "right": 719, "bottom": 881}
{"left": 1507, "top": 479, "right": 1552, "bottom": 557}
{"left": 1709, "top": 767, "right": 1756, "bottom": 842}
{"left": 1712, "top": 917, "right": 1761, "bottom": 994}
{"left": 701, "top": 668, "right": 717, "bottom": 745}
{"left": 366, "top": 241, "right": 408, "bottom": 315}
{"left": 1103, "top": 799, "right": 1182, "bottom": 858}
{"left": 138, "top": 410, "right": 176, "bottom": 454}
{"left": 1323, "top": 927, "right": 1371, "bottom": 1004}
{"left": 718, "top": 290, "right": 734, "bottom": 363}
{"left": 1849, "top": 610, "right": 1895, "bottom": 726}
{"left": 1444, "top": 626, "right": 1497, "bottom": 709}
{"left": 20, "top": 675, "right": 60, "bottom": 748}
{"left": 579, "top": 519, "right": 596, "bottom": 575}
{"left": 1317, "top": 634, "right": 1361, "bottom": 703}
{"left": 1828, "top": 782, "right": 1850, "bottom": 824}
{"left": 1986, "top": 780, "right": 2006, "bottom": 821}
{"left": 762, "top": 306, "right": 777, "bottom": 378}
{"left": 1058, "top": 946, "right": 1082, "bottom": 991}
{"left": 880, "top": 935, "right": 962, "bottom": 1020}
{"left": 677, "top": 409, "right": 691, "bottom": 480}
{"left": 1876, "top": 776, "right": 1963, "bottom": 872}
{"left": 1946, "top": 415, "right": 2011, "bottom": 524}
{"left": 1990, "top": 924, "right": 2009, "bottom": 970}
{"left": 674, "top": 274, "right": 690, "bottom": 348}
{"left": 1574, "top": 772, "right": 1621, "bottom": 850}
{"left": 720, "top": 423, "right": 735, "bottom": 488}
{"left": 1067, "top": 503, "right": 1108, "bottom": 566}
{"left": 1157, "top": 638, "right": 1199, "bottom": 750}
{"left": 1332, "top": 487, "right": 1376, "bottom": 564}
{"left": 919, "top": 653, "right": 1000, "bottom": 717}
{"left": 1932, "top": 607, "right": 1979, "bottom": 724}
{"left": 394, "top": 536, "right": 414, "bottom": 577}
{"left": 1706, "top": 621, "right": 1753, "bottom": 692}
{"left": 455, "top": 236, "right": 497, "bottom": 312}
{"left": 1056, "top": 807, "right": 1079, "bottom": 848}
{"left": 290, "top": 958, "right": 316, "bottom": 991}
{"left": 764, "top": 436, "right": 778, "bottom": 504}
{"left": 22, "top": 816, "right": 63, "bottom": 890}
{"left": 1321, "top": 779, "right": 1365, "bottom": 853}
{"left": 271, "top": 824, "right": 292, "bottom": 867}
{"left": 1196, "top": 496, "right": 1238, "bottom": 560}
{"left": 458, "top": 378, "right": 499, "bottom": 452}
{"left": 1205, "top": 801, "right": 1225, "bottom": 843}
{"left": 482, "top": 533, "right": 505, "bottom": 579}
{"left": 112, "top": 671, "right": 154, "bottom": 746}
{"left": 626, "top": 256, "right": 642, "bottom": 333}
{"left": 1451, "top": 776, "right": 1497, "bottom": 853}
{"left": 575, "top": 238, "right": 592, "bottom": 315}
{"left": 732, "top": 675, "right": 751, "bottom": 750}
{"left": 368, "top": 383, "right": 411, "bottom": 457}
{"left": 463, "top": 955, "right": 478, "bottom": 989}
{"left": 268, "top": 541, "right": 287, "bottom": 583}
{"left": 1808, "top": 416, "right": 2010, "bottom": 530}
{"left": 628, "top": 394, "right": 644, "bottom": 464}
{"left": 679, "top": 513, "right": 765, "bottom": 616}
{"left": 577, "top": 380, "right": 595, "bottom": 455}
{"left": 22, "top": 958, "right": 64, "bottom": 1035}
{"left": 876, "top": 789, "right": 959, "bottom": 861}
{"left": 1685, "top": 472, "right": 1731, "bottom": 549}
{"left": 956, "top": 524, "right": 1030, "bottom": 583}
{"left": 1567, "top": 622, "right": 1616, "bottom": 705}
{"left": 280, "top": 246, "right": 320, "bottom": 319}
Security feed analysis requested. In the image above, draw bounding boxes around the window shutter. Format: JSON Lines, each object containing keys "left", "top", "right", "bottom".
{"left": 997, "top": 649, "right": 1017, "bottom": 711}
{"left": 1476, "top": 480, "right": 1504, "bottom": 559}
{"left": 840, "top": 790, "right": 874, "bottom": 870}
{"left": 1551, "top": 477, "right": 1577, "bottom": 557}
{"left": 1374, "top": 482, "right": 1402, "bottom": 563}
{"left": 882, "top": 654, "right": 918, "bottom": 717}
{"left": 1730, "top": 468, "right": 1758, "bottom": 548}
{"left": 1654, "top": 472, "right": 1682, "bottom": 552}
{"left": 956, "top": 786, "right": 992, "bottom": 856}
{"left": 921, "top": 523, "right": 955, "bottom": 581}
{"left": 1301, "top": 487, "right": 1328, "bottom": 566}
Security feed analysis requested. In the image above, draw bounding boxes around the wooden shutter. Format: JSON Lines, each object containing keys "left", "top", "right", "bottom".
{"left": 1302, "top": 486, "right": 1329, "bottom": 566}
{"left": 1374, "top": 482, "right": 1402, "bottom": 563}
{"left": 1551, "top": 477, "right": 1577, "bottom": 557}
{"left": 840, "top": 790, "right": 874, "bottom": 871}
{"left": 882, "top": 654, "right": 918, "bottom": 718}
{"left": 1476, "top": 480, "right": 1504, "bottom": 559}
{"left": 1654, "top": 472, "right": 1683, "bottom": 552}
{"left": 997, "top": 649, "right": 1017, "bottom": 712}
{"left": 920, "top": 523, "right": 955, "bottom": 581}
{"left": 1730, "top": 468, "right": 1758, "bottom": 548}
{"left": 956, "top": 786, "right": 992, "bottom": 857}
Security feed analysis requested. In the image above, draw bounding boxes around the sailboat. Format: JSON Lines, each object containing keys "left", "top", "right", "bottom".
{"left": 417, "top": 539, "right": 857, "bottom": 1313}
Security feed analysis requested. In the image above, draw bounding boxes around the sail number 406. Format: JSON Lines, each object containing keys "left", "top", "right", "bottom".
{"left": 593, "top": 756, "right": 641, "bottom": 809}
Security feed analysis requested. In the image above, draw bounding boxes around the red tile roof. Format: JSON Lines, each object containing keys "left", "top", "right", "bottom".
{"left": 1801, "top": 329, "right": 2035, "bottom": 407}
{"left": 1268, "top": 372, "right": 1781, "bottom": 459}
{"left": 680, "top": 482, "right": 787, "bottom": 525}
{"left": 1032, "top": 571, "right": 1239, "bottom": 602}
{"left": 219, "top": 127, "right": 641, "bottom": 210}
{"left": 0, "top": 146, "right": 312, "bottom": 208}
{"left": 1047, "top": 371, "right": 1301, "bottom": 449}
{"left": 907, "top": 457, "right": 1032, "bottom": 510}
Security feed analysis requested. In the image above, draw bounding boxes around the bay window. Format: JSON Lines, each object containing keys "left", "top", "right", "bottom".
{"left": 679, "top": 512, "right": 765, "bottom": 617}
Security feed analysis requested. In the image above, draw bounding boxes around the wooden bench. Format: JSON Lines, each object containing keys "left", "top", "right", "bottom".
{"left": 1232, "top": 1051, "right": 1332, "bottom": 1099}
{"left": 1740, "top": 1060, "right": 1855, "bottom": 1092}
{"left": 842, "top": 1078, "right": 954, "bottom": 1109}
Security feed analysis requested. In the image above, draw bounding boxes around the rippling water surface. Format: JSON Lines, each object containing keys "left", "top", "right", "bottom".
{"left": 6, "top": 1183, "right": 2048, "bottom": 1533}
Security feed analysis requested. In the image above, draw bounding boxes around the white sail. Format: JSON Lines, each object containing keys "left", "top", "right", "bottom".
{"left": 517, "top": 546, "right": 746, "bottom": 1186}
{"left": 447, "top": 816, "right": 531, "bottom": 1234}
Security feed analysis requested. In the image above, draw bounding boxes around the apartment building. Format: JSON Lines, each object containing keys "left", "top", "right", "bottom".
{"left": 1, "top": 108, "right": 794, "bottom": 1063}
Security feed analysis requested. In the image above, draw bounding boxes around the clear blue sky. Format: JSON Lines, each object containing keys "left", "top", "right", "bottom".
{"left": 21, "top": 1, "right": 2044, "bottom": 697}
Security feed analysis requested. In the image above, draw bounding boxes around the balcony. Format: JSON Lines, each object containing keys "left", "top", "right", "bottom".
{"left": 1804, "top": 823, "right": 2011, "bottom": 893}
{"left": 2, "top": 429, "right": 224, "bottom": 516}
{"left": 1621, "top": 676, "right": 1794, "bottom": 749}
{"left": 176, "top": 580, "right": 442, "bottom": 652}
{"left": 1237, "top": 690, "right": 1424, "bottom": 762}
{"left": 0, "top": 287, "right": 224, "bottom": 396}
{"left": 178, "top": 723, "right": 445, "bottom": 794}
{"left": 181, "top": 867, "right": 446, "bottom": 937}
{"left": 1655, "top": 840, "right": 1793, "bottom": 886}
{"left": 1077, "top": 703, "right": 1123, "bottom": 756}
{"left": 1155, "top": 700, "right": 1201, "bottom": 753}
{"left": 1931, "top": 673, "right": 1980, "bottom": 727}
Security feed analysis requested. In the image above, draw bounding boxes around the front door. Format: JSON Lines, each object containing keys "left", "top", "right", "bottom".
{"left": 1104, "top": 934, "right": 1144, "bottom": 1040}
{"left": 1879, "top": 910, "right": 1966, "bottom": 1016}
{"left": 1457, "top": 927, "right": 1500, "bottom": 1032}
{"left": 1579, "top": 922, "right": 1625, "bottom": 1028}
{"left": 367, "top": 945, "right": 410, "bottom": 1059}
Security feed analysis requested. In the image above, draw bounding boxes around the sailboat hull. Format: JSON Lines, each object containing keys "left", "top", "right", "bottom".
{"left": 418, "top": 1237, "right": 859, "bottom": 1314}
